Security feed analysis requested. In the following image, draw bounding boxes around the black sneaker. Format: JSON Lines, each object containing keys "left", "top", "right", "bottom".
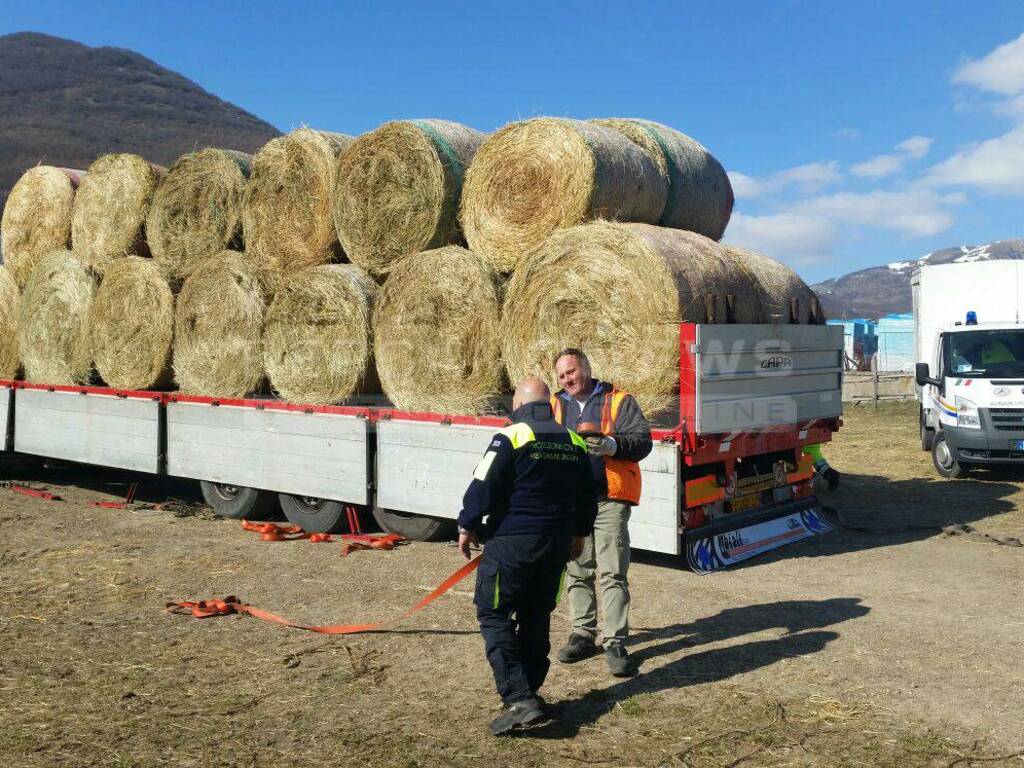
{"left": 605, "top": 643, "right": 636, "bottom": 677}
{"left": 489, "top": 697, "right": 545, "bottom": 736}
{"left": 556, "top": 633, "right": 599, "bottom": 664}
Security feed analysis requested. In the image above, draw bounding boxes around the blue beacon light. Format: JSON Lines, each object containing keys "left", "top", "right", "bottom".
{"left": 966, "top": 311, "right": 978, "bottom": 326}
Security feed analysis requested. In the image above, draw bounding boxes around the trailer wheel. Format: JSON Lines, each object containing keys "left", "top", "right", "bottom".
{"left": 371, "top": 507, "right": 455, "bottom": 542}
{"left": 278, "top": 494, "right": 348, "bottom": 533}
{"left": 200, "top": 481, "right": 280, "bottom": 520}
{"left": 932, "top": 432, "right": 969, "bottom": 479}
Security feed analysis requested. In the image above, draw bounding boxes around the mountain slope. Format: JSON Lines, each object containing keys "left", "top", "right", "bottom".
{"left": 811, "top": 239, "right": 1024, "bottom": 318}
{"left": 0, "top": 31, "right": 281, "bottom": 216}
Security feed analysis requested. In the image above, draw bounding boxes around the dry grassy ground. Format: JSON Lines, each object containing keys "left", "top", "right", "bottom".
{"left": 1, "top": 401, "right": 1022, "bottom": 767}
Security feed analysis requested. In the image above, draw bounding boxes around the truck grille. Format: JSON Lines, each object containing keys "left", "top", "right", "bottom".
{"left": 989, "top": 408, "right": 1024, "bottom": 431}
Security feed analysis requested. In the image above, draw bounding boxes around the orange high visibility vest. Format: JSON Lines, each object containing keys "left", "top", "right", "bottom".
{"left": 550, "top": 388, "right": 642, "bottom": 505}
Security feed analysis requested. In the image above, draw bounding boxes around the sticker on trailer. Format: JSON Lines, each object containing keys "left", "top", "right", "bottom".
{"left": 685, "top": 507, "right": 833, "bottom": 573}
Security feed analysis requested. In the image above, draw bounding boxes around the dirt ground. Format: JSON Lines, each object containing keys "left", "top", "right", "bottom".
{"left": 1, "top": 401, "right": 1022, "bottom": 767}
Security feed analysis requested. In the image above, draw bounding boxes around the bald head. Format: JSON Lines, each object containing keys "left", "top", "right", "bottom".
{"left": 512, "top": 377, "right": 550, "bottom": 411}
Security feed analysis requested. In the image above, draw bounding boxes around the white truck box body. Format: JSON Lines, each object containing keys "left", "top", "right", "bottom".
{"left": 912, "top": 261, "right": 1023, "bottom": 374}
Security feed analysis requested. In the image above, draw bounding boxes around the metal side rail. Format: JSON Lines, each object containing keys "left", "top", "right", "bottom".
{"left": 684, "top": 497, "right": 833, "bottom": 573}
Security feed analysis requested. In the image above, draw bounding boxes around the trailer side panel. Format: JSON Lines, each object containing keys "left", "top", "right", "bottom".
{"left": 14, "top": 388, "right": 160, "bottom": 472}
{"left": 166, "top": 402, "right": 369, "bottom": 504}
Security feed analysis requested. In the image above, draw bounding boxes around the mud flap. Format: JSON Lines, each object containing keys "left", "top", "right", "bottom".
{"left": 685, "top": 502, "right": 833, "bottom": 574}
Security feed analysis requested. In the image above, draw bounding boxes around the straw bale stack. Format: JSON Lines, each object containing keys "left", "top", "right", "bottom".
{"left": 88, "top": 256, "right": 174, "bottom": 390}
{"left": 0, "top": 267, "right": 20, "bottom": 378}
{"left": 147, "top": 149, "right": 250, "bottom": 280}
{"left": 242, "top": 129, "right": 354, "bottom": 273}
{"left": 501, "top": 221, "right": 771, "bottom": 414}
{"left": 17, "top": 249, "right": 97, "bottom": 384}
{"left": 263, "top": 264, "right": 377, "bottom": 404}
{"left": 592, "top": 118, "right": 733, "bottom": 239}
{"left": 373, "top": 245, "right": 504, "bottom": 413}
{"left": 334, "top": 120, "right": 484, "bottom": 277}
{"left": 1, "top": 166, "right": 83, "bottom": 287}
{"left": 173, "top": 252, "right": 275, "bottom": 397}
{"left": 460, "top": 118, "right": 667, "bottom": 272}
{"left": 71, "top": 153, "right": 164, "bottom": 274}
{"left": 720, "top": 244, "right": 823, "bottom": 323}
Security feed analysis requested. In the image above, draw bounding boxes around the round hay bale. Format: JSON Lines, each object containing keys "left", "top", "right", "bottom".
{"left": 147, "top": 149, "right": 251, "bottom": 281}
{"left": 263, "top": 264, "right": 377, "bottom": 404}
{"left": 88, "top": 256, "right": 174, "bottom": 390}
{"left": 242, "top": 129, "right": 355, "bottom": 274}
{"left": 460, "top": 118, "right": 667, "bottom": 272}
{"left": 71, "top": 153, "right": 164, "bottom": 274}
{"left": 1, "top": 166, "right": 83, "bottom": 287}
{"left": 501, "top": 221, "right": 765, "bottom": 415}
{"left": 0, "top": 267, "right": 21, "bottom": 378}
{"left": 374, "top": 245, "right": 504, "bottom": 413}
{"left": 333, "top": 120, "right": 485, "bottom": 277}
{"left": 174, "top": 252, "right": 275, "bottom": 397}
{"left": 17, "top": 249, "right": 97, "bottom": 384}
{"left": 721, "top": 244, "right": 822, "bottom": 323}
{"left": 592, "top": 118, "right": 733, "bottom": 239}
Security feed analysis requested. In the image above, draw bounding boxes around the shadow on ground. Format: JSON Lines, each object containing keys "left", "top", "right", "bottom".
{"left": 530, "top": 597, "right": 869, "bottom": 738}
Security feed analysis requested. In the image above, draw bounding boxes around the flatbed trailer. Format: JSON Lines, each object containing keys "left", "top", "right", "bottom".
{"left": 0, "top": 322, "right": 843, "bottom": 571}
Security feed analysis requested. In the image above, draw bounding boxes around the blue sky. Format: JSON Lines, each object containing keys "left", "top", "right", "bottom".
{"left": 4, "top": 1, "right": 1024, "bottom": 283}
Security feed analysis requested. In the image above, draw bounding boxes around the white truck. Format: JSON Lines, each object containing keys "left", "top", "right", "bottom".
{"left": 913, "top": 260, "right": 1024, "bottom": 477}
{"left": 0, "top": 321, "right": 843, "bottom": 571}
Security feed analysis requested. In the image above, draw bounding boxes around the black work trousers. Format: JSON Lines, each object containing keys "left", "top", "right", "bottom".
{"left": 474, "top": 533, "right": 571, "bottom": 705}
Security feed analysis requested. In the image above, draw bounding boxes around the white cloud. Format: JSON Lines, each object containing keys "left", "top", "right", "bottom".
{"left": 727, "top": 161, "right": 841, "bottom": 200}
{"left": 851, "top": 136, "right": 934, "bottom": 179}
{"left": 724, "top": 212, "right": 839, "bottom": 265}
{"left": 795, "top": 189, "right": 962, "bottom": 237}
{"left": 896, "top": 136, "right": 933, "bottom": 159}
{"left": 851, "top": 154, "right": 904, "bottom": 179}
{"left": 925, "top": 125, "right": 1024, "bottom": 194}
{"left": 832, "top": 127, "right": 861, "bottom": 140}
{"left": 953, "top": 32, "right": 1024, "bottom": 96}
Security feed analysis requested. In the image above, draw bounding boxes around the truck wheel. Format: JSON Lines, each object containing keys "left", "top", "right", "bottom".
{"left": 372, "top": 507, "right": 455, "bottom": 542}
{"left": 920, "top": 419, "right": 935, "bottom": 451}
{"left": 200, "top": 481, "right": 280, "bottom": 520}
{"left": 278, "top": 494, "right": 348, "bottom": 533}
{"left": 932, "top": 433, "right": 969, "bottom": 479}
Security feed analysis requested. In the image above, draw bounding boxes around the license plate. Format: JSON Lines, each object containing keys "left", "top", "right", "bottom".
{"left": 729, "top": 494, "right": 761, "bottom": 513}
{"left": 1013, "top": 440, "right": 1024, "bottom": 450}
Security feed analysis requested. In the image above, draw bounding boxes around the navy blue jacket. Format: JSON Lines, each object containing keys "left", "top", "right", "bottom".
{"left": 458, "top": 401, "right": 598, "bottom": 539}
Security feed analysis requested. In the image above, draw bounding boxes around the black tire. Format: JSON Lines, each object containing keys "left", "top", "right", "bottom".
{"left": 920, "top": 409, "right": 934, "bottom": 451}
{"left": 932, "top": 432, "right": 969, "bottom": 479}
{"left": 371, "top": 507, "right": 455, "bottom": 542}
{"left": 200, "top": 481, "right": 280, "bottom": 520}
{"left": 278, "top": 494, "right": 349, "bottom": 533}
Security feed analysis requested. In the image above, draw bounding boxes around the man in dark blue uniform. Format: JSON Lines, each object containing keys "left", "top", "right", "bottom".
{"left": 458, "top": 377, "right": 598, "bottom": 736}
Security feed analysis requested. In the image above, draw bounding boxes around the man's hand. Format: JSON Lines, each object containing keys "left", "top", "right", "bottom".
{"left": 458, "top": 528, "right": 479, "bottom": 559}
{"left": 585, "top": 435, "right": 617, "bottom": 457}
{"left": 570, "top": 535, "right": 587, "bottom": 561}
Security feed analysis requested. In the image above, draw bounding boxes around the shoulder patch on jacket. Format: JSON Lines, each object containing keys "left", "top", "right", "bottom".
{"left": 567, "top": 430, "right": 588, "bottom": 451}
{"left": 498, "top": 422, "right": 536, "bottom": 449}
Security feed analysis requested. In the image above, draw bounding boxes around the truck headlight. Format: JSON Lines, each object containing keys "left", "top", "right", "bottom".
{"left": 956, "top": 398, "right": 981, "bottom": 429}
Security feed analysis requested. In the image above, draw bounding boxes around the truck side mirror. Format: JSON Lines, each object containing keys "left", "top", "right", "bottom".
{"left": 916, "top": 362, "right": 940, "bottom": 387}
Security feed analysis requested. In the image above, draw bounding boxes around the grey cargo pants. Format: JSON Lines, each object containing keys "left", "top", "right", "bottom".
{"left": 565, "top": 499, "right": 630, "bottom": 647}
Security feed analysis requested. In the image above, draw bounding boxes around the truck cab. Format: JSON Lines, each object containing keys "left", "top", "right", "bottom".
{"left": 917, "top": 320, "right": 1024, "bottom": 477}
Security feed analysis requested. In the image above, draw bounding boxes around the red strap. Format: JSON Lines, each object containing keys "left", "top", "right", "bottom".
{"left": 167, "top": 555, "right": 482, "bottom": 634}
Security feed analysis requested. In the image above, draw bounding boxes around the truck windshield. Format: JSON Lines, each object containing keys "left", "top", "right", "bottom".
{"left": 947, "top": 329, "right": 1024, "bottom": 377}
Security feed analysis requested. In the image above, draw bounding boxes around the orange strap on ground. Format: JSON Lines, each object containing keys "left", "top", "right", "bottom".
{"left": 166, "top": 554, "right": 481, "bottom": 635}
{"left": 239, "top": 520, "right": 404, "bottom": 551}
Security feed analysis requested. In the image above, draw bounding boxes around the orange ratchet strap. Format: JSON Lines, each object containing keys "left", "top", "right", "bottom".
{"left": 239, "top": 520, "right": 405, "bottom": 553}
{"left": 166, "top": 554, "right": 481, "bottom": 635}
